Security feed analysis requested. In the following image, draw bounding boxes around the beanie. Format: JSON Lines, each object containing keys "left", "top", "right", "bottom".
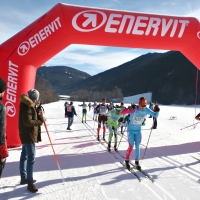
{"left": 28, "top": 89, "right": 40, "bottom": 101}
{"left": 0, "top": 77, "right": 6, "bottom": 93}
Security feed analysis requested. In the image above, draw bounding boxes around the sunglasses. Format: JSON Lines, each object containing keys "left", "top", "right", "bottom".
{"left": 140, "top": 104, "right": 146, "bottom": 107}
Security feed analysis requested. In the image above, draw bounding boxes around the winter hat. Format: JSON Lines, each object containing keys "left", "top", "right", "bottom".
{"left": 138, "top": 97, "right": 147, "bottom": 105}
{"left": 0, "top": 77, "right": 6, "bottom": 93}
{"left": 28, "top": 89, "right": 39, "bottom": 101}
{"left": 115, "top": 107, "right": 121, "bottom": 112}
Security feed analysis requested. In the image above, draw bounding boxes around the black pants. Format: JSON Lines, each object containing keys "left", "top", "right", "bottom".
{"left": 153, "top": 117, "right": 157, "bottom": 128}
{"left": 0, "top": 159, "right": 6, "bottom": 178}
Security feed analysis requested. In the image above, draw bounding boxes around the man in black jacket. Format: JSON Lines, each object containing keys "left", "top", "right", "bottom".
{"left": 0, "top": 77, "right": 8, "bottom": 179}
{"left": 19, "top": 89, "right": 43, "bottom": 193}
{"left": 65, "top": 101, "right": 77, "bottom": 130}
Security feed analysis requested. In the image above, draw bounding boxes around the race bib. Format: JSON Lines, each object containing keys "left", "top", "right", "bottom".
{"left": 67, "top": 105, "right": 72, "bottom": 112}
{"left": 132, "top": 116, "right": 144, "bottom": 125}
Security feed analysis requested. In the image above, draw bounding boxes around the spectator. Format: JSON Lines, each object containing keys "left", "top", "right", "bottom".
{"left": 0, "top": 77, "right": 9, "bottom": 179}
{"left": 18, "top": 89, "right": 44, "bottom": 193}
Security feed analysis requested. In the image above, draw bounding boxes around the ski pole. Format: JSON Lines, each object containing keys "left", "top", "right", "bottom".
{"left": 142, "top": 127, "right": 153, "bottom": 160}
{"left": 180, "top": 122, "right": 200, "bottom": 130}
{"left": 142, "top": 118, "right": 155, "bottom": 160}
{"left": 117, "top": 126, "right": 127, "bottom": 149}
{"left": 43, "top": 120, "right": 65, "bottom": 184}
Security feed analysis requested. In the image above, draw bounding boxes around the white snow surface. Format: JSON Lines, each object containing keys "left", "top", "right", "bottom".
{"left": 1, "top": 101, "right": 200, "bottom": 200}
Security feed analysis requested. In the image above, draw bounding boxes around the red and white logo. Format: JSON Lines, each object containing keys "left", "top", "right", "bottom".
{"left": 18, "top": 41, "right": 30, "bottom": 56}
{"left": 5, "top": 102, "right": 16, "bottom": 117}
{"left": 197, "top": 31, "right": 200, "bottom": 39}
{"left": 72, "top": 10, "right": 107, "bottom": 32}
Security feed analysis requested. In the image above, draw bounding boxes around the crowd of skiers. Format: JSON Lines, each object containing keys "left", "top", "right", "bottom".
{"left": 0, "top": 74, "right": 160, "bottom": 193}
{"left": 64, "top": 97, "right": 160, "bottom": 170}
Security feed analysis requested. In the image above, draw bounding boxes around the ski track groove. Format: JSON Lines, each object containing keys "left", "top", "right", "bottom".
{"left": 78, "top": 112, "right": 177, "bottom": 200}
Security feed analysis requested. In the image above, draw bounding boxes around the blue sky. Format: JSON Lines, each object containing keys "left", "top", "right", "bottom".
{"left": 0, "top": 0, "right": 200, "bottom": 75}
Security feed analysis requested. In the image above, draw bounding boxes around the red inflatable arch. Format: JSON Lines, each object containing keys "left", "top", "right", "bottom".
{"left": 1, "top": 3, "right": 200, "bottom": 147}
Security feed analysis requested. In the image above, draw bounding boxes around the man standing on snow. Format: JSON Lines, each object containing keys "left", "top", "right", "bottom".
{"left": 79, "top": 101, "right": 87, "bottom": 123}
{"left": 92, "top": 101, "right": 98, "bottom": 121}
{"left": 96, "top": 98, "right": 110, "bottom": 141}
{"left": 0, "top": 77, "right": 9, "bottom": 179}
{"left": 121, "top": 97, "right": 159, "bottom": 170}
{"left": 19, "top": 89, "right": 44, "bottom": 193}
{"left": 65, "top": 101, "right": 77, "bottom": 130}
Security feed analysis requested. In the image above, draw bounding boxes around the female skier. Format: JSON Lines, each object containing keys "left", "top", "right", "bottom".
{"left": 121, "top": 97, "right": 159, "bottom": 170}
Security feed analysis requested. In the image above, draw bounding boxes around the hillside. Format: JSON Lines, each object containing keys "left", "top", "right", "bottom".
{"left": 36, "top": 66, "right": 91, "bottom": 94}
{"left": 36, "top": 51, "right": 200, "bottom": 105}
{"left": 63, "top": 52, "right": 162, "bottom": 93}
{"left": 63, "top": 51, "right": 200, "bottom": 104}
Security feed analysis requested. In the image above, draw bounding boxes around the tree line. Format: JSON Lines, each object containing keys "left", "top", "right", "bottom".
{"left": 35, "top": 77, "right": 60, "bottom": 104}
{"left": 70, "top": 86, "right": 124, "bottom": 102}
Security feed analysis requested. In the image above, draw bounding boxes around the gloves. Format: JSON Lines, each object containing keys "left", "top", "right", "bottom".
{"left": 154, "top": 105, "right": 160, "bottom": 112}
{"left": 131, "top": 103, "right": 136, "bottom": 109}
{"left": 128, "top": 106, "right": 132, "bottom": 110}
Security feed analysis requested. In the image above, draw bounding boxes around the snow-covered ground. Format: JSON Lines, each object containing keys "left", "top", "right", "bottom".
{"left": 1, "top": 100, "right": 200, "bottom": 200}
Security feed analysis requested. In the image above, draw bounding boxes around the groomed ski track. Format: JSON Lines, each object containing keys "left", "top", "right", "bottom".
{"left": 1, "top": 101, "right": 200, "bottom": 200}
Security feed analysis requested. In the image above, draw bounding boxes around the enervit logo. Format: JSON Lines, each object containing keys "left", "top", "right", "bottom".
{"left": 197, "top": 31, "right": 200, "bottom": 39}
{"left": 6, "top": 60, "right": 19, "bottom": 117}
{"left": 17, "top": 17, "right": 61, "bottom": 56}
{"left": 5, "top": 102, "right": 16, "bottom": 117}
{"left": 72, "top": 10, "right": 190, "bottom": 38}
{"left": 18, "top": 41, "right": 30, "bottom": 56}
{"left": 72, "top": 10, "right": 107, "bottom": 32}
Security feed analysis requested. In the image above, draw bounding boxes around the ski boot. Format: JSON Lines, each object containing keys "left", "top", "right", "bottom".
{"left": 97, "top": 135, "right": 100, "bottom": 141}
{"left": 82, "top": 120, "right": 83, "bottom": 123}
{"left": 107, "top": 141, "right": 111, "bottom": 152}
{"left": 125, "top": 160, "right": 130, "bottom": 170}
{"left": 103, "top": 133, "right": 105, "bottom": 141}
{"left": 114, "top": 144, "right": 118, "bottom": 151}
{"left": 135, "top": 160, "right": 141, "bottom": 170}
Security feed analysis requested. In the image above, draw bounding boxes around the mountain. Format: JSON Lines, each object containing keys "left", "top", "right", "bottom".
{"left": 36, "top": 51, "right": 200, "bottom": 105}
{"left": 63, "top": 51, "right": 200, "bottom": 104}
{"left": 62, "top": 52, "right": 162, "bottom": 93}
{"left": 36, "top": 66, "right": 91, "bottom": 94}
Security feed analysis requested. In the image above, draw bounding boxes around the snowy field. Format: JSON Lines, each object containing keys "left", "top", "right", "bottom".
{"left": 1, "top": 100, "right": 200, "bottom": 200}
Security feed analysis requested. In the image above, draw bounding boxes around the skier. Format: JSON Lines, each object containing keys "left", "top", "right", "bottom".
{"left": 64, "top": 102, "right": 69, "bottom": 117}
{"left": 108, "top": 102, "right": 115, "bottom": 110}
{"left": 88, "top": 102, "right": 92, "bottom": 111}
{"left": 152, "top": 101, "right": 160, "bottom": 129}
{"left": 65, "top": 101, "right": 77, "bottom": 130}
{"left": 0, "top": 77, "right": 8, "bottom": 179}
{"left": 79, "top": 101, "right": 87, "bottom": 123}
{"left": 96, "top": 98, "right": 110, "bottom": 141}
{"left": 92, "top": 101, "right": 98, "bottom": 121}
{"left": 107, "top": 107, "right": 123, "bottom": 151}
{"left": 121, "top": 97, "right": 159, "bottom": 170}
{"left": 118, "top": 102, "right": 126, "bottom": 134}
{"left": 64, "top": 101, "right": 69, "bottom": 108}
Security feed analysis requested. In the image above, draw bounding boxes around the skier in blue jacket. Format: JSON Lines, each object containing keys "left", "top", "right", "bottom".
{"left": 121, "top": 97, "right": 159, "bottom": 170}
